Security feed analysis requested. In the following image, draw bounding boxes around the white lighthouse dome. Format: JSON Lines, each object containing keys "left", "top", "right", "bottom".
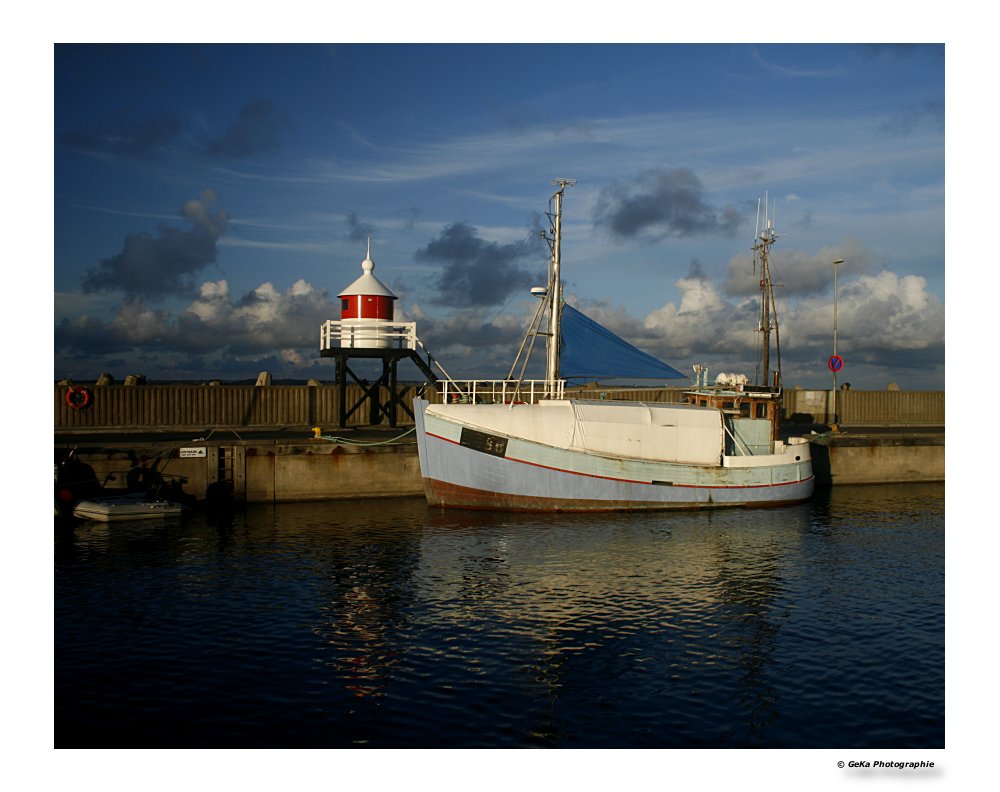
{"left": 338, "top": 240, "right": 397, "bottom": 300}
{"left": 337, "top": 239, "right": 398, "bottom": 349}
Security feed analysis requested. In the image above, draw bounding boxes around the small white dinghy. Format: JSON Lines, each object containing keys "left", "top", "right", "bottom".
{"left": 73, "top": 493, "right": 187, "bottom": 522}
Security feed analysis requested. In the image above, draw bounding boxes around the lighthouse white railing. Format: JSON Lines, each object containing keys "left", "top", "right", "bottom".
{"left": 438, "top": 379, "right": 565, "bottom": 404}
{"left": 319, "top": 320, "right": 564, "bottom": 404}
{"left": 320, "top": 320, "right": 419, "bottom": 351}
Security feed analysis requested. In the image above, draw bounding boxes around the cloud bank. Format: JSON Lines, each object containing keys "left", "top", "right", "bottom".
{"left": 593, "top": 167, "right": 742, "bottom": 241}
{"left": 56, "top": 179, "right": 943, "bottom": 390}
{"left": 416, "top": 222, "right": 544, "bottom": 307}
{"left": 82, "top": 191, "right": 228, "bottom": 299}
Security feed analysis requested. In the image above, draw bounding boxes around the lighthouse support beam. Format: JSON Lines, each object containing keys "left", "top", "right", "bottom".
{"left": 322, "top": 348, "right": 438, "bottom": 428}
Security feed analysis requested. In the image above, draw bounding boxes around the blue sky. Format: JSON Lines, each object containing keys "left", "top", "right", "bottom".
{"left": 53, "top": 42, "right": 946, "bottom": 389}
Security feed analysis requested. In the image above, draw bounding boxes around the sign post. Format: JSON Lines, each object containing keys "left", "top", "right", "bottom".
{"left": 828, "top": 355, "right": 845, "bottom": 427}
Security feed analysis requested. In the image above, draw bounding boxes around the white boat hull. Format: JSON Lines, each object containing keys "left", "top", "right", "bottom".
{"left": 414, "top": 398, "right": 814, "bottom": 511}
{"left": 73, "top": 495, "right": 186, "bottom": 522}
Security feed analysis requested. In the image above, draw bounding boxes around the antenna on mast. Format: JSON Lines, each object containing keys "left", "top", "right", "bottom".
{"left": 754, "top": 198, "right": 761, "bottom": 276}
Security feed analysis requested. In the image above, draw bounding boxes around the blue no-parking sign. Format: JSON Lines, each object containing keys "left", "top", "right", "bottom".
{"left": 828, "top": 354, "right": 844, "bottom": 373}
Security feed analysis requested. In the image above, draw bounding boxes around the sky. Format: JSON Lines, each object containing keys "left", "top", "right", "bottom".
{"left": 51, "top": 41, "right": 948, "bottom": 390}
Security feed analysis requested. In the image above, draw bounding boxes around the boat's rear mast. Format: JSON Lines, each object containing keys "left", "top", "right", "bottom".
{"left": 753, "top": 194, "right": 782, "bottom": 391}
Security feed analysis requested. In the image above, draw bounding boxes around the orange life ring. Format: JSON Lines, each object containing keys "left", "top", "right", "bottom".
{"left": 66, "top": 386, "right": 93, "bottom": 411}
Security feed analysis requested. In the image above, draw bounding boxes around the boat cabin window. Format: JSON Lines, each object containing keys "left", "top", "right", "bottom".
{"left": 757, "top": 403, "right": 768, "bottom": 419}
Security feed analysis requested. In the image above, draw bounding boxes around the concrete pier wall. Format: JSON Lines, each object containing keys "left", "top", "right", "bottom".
{"left": 809, "top": 434, "right": 945, "bottom": 485}
{"left": 58, "top": 429, "right": 941, "bottom": 505}
{"left": 58, "top": 438, "right": 425, "bottom": 504}
{"left": 244, "top": 442, "right": 423, "bottom": 502}
{"left": 55, "top": 384, "right": 944, "bottom": 503}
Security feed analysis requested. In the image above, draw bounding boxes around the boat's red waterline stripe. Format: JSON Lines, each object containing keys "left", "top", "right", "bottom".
{"left": 425, "top": 431, "right": 813, "bottom": 490}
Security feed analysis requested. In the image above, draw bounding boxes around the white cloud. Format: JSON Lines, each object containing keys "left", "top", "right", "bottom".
{"left": 641, "top": 274, "right": 744, "bottom": 359}
{"left": 582, "top": 265, "right": 947, "bottom": 388}
{"left": 109, "top": 298, "right": 170, "bottom": 342}
{"left": 56, "top": 278, "right": 341, "bottom": 378}
{"left": 724, "top": 238, "right": 875, "bottom": 297}
{"left": 185, "top": 279, "right": 231, "bottom": 322}
{"left": 781, "top": 270, "right": 944, "bottom": 353}
{"left": 289, "top": 278, "right": 314, "bottom": 297}
{"left": 280, "top": 348, "right": 309, "bottom": 367}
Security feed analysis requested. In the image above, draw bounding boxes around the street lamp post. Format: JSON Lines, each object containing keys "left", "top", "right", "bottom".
{"left": 832, "top": 258, "right": 844, "bottom": 424}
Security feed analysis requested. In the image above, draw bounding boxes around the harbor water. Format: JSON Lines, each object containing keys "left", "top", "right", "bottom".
{"left": 54, "top": 483, "right": 944, "bottom": 749}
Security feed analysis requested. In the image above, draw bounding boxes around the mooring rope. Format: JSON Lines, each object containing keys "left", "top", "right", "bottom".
{"left": 313, "top": 427, "right": 417, "bottom": 446}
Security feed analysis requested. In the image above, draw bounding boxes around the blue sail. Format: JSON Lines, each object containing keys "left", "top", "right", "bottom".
{"left": 559, "top": 303, "right": 686, "bottom": 381}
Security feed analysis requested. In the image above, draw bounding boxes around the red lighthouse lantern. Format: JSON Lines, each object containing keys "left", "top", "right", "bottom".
{"left": 337, "top": 240, "right": 398, "bottom": 349}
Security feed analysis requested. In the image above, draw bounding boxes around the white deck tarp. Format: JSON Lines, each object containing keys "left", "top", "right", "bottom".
{"left": 570, "top": 401, "right": 723, "bottom": 465}
{"left": 428, "top": 399, "right": 724, "bottom": 466}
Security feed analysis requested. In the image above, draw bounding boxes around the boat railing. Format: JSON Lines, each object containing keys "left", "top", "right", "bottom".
{"left": 320, "top": 320, "right": 419, "bottom": 351}
{"left": 437, "top": 379, "right": 565, "bottom": 405}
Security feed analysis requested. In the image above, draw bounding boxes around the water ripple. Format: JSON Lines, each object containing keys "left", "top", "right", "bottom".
{"left": 55, "top": 485, "right": 944, "bottom": 748}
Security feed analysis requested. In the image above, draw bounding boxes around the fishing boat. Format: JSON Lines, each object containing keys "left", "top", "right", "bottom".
{"left": 413, "top": 180, "right": 814, "bottom": 511}
{"left": 73, "top": 493, "right": 187, "bottom": 522}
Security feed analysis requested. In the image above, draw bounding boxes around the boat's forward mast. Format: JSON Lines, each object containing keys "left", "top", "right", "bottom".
{"left": 543, "top": 179, "right": 575, "bottom": 395}
{"left": 507, "top": 179, "right": 575, "bottom": 399}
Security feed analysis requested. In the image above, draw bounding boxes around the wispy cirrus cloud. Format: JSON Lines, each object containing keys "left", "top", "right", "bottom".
{"left": 58, "top": 111, "right": 183, "bottom": 159}
{"left": 747, "top": 47, "right": 850, "bottom": 79}
{"left": 58, "top": 99, "right": 289, "bottom": 163}
{"left": 206, "top": 99, "right": 289, "bottom": 160}
{"left": 878, "top": 100, "right": 945, "bottom": 136}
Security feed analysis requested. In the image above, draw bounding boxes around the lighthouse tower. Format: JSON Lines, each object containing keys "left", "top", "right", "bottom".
{"left": 320, "top": 240, "right": 438, "bottom": 428}
{"left": 338, "top": 240, "right": 398, "bottom": 349}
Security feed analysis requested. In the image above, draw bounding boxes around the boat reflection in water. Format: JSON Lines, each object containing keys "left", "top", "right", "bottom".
{"left": 55, "top": 485, "right": 943, "bottom": 748}
{"left": 410, "top": 501, "right": 811, "bottom": 745}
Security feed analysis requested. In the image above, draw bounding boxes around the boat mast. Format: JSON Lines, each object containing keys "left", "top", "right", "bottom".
{"left": 753, "top": 195, "right": 782, "bottom": 389}
{"left": 544, "top": 179, "right": 575, "bottom": 395}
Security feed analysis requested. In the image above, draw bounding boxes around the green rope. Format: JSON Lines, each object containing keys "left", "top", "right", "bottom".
{"left": 314, "top": 427, "right": 417, "bottom": 446}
